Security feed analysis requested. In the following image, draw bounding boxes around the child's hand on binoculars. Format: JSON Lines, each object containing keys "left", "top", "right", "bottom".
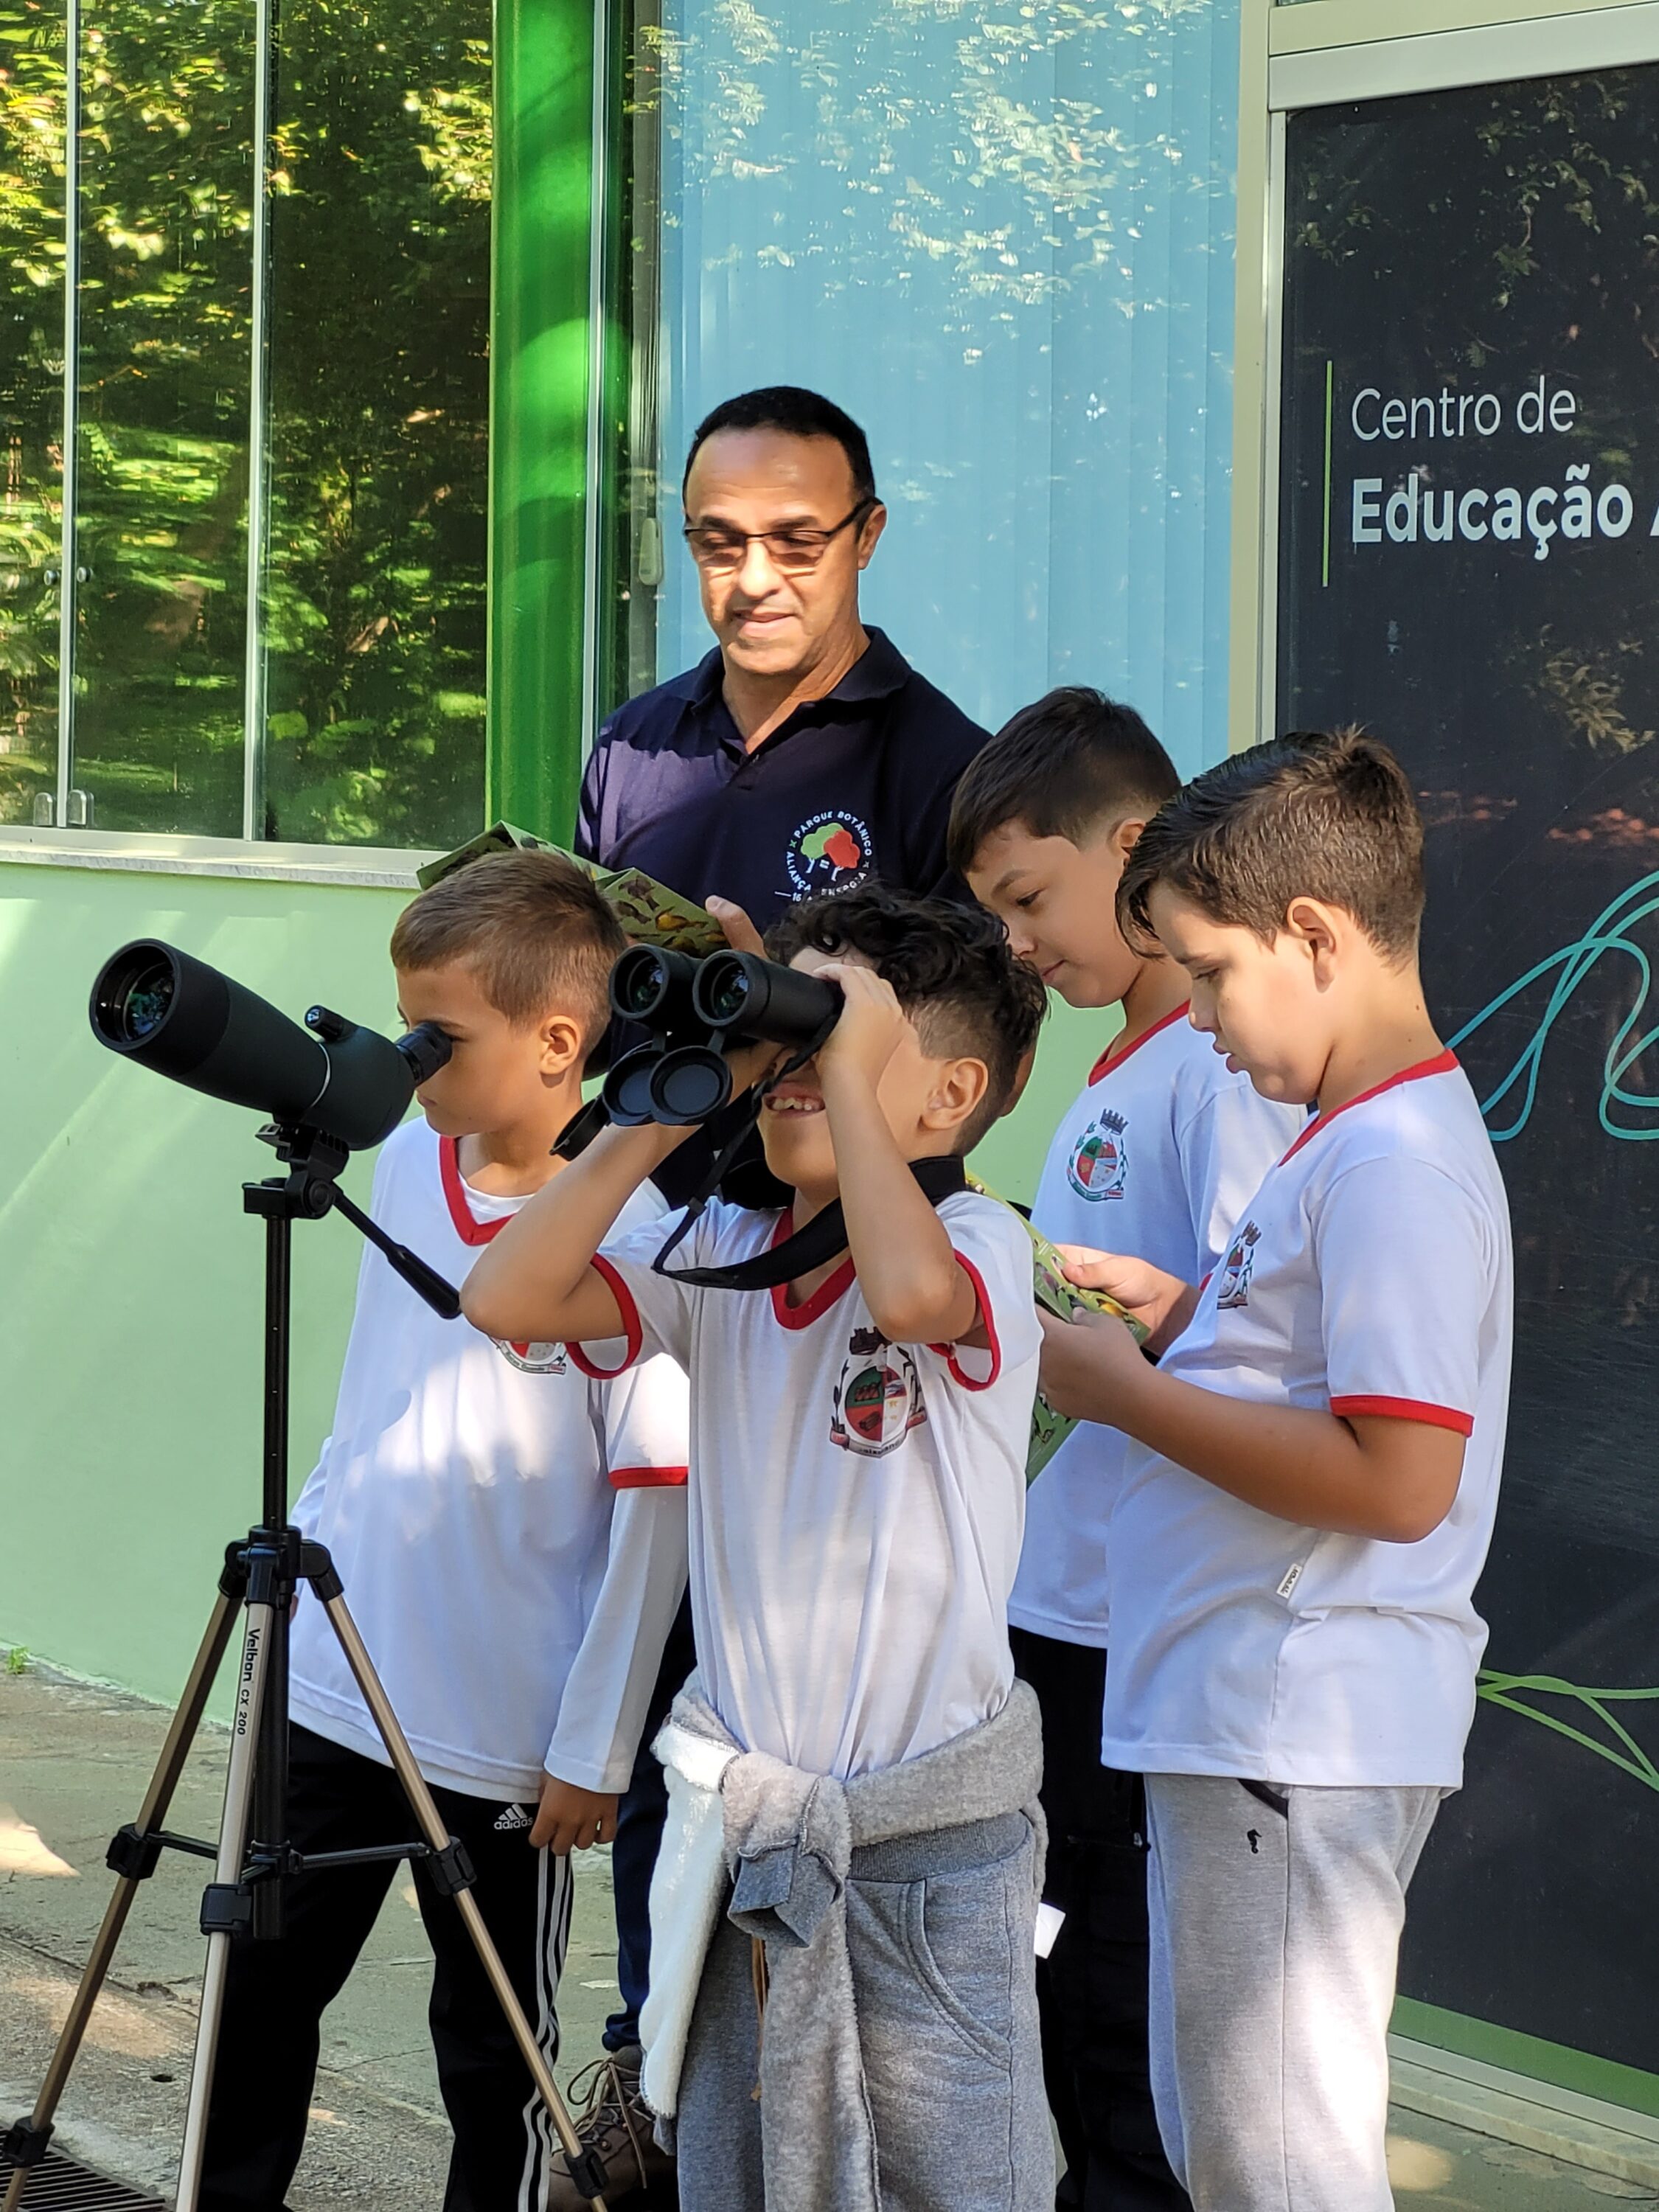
{"left": 707, "top": 896, "right": 766, "bottom": 956}
{"left": 814, "top": 961, "right": 913, "bottom": 1094}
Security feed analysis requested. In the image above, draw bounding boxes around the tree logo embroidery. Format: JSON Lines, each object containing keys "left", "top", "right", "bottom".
{"left": 785, "top": 808, "right": 874, "bottom": 897}
{"left": 495, "top": 1338, "right": 569, "bottom": 1375}
{"left": 1067, "top": 1109, "right": 1129, "bottom": 1201}
{"left": 830, "top": 1326, "right": 928, "bottom": 1458}
{"left": 1215, "top": 1222, "right": 1262, "bottom": 1310}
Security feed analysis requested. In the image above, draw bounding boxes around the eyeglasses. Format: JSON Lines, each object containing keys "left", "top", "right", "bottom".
{"left": 681, "top": 498, "right": 877, "bottom": 576}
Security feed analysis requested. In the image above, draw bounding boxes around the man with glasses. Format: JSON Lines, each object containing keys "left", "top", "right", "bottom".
{"left": 576, "top": 384, "right": 990, "bottom": 925}
{"left": 557, "top": 387, "right": 990, "bottom": 2211}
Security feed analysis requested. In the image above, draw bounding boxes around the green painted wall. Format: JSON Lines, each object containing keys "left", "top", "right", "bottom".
{"left": 0, "top": 857, "right": 1102, "bottom": 1702}
{"left": 0, "top": 862, "right": 410, "bottom": 1708}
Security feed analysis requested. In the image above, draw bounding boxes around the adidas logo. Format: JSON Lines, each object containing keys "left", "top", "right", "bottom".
{"left": 493, "top": 1804, "right": 534, "bottom": 1832}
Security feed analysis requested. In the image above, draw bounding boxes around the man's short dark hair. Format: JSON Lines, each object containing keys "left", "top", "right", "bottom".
{"left": 390, "top": 849, "right": 627, "bottom": 1046}
{"left": 683, "top": 386, "right": 877, "bottom": 507}
{"left": 1119, "top": 728, "right": 1425, "bottom": 960}
{"left": 765, "top": 885, "right": 1046, "bottom": 1152}
{"left": 947, "top": 688, "right": 1180, "bottom": 879}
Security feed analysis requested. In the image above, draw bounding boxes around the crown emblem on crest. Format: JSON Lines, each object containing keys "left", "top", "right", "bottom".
{"left": 1099, "top": 1109, "right": 1127, "bottom": 1135}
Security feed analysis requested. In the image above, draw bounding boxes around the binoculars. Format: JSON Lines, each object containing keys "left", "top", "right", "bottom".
{"left": 602, "top": 947, "right": 841, "bottom": 1125}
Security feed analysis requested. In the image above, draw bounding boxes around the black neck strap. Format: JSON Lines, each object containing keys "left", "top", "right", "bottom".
{"left": 653, "top": 1152, "right": 968, "bottom": 1291}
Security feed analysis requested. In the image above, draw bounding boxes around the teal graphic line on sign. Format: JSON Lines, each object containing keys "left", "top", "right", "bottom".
{"left": 1448, "top": 870, "right": 1659, "bottom": 1142}
{"left": 1478, "top": 1672, "right": 1659, "bottom": 1795}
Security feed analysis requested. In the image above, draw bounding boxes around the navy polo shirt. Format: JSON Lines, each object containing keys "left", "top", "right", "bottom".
{"left": 575, "top": 627, "right": 989, "bottom": 916}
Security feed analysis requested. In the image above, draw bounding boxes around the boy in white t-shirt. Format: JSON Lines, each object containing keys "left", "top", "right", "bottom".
{"left": 465, "top": 886, "right": 1054, "bottom": 2212}
{"left": 200, "top": 852, "right": 690, "bottom": 2212}
{"left": 949, "top": 688, "right": 1298, "bottom": 2210}
{"left": 1040, "top": 731, "right": 1513, "bottom": 2212}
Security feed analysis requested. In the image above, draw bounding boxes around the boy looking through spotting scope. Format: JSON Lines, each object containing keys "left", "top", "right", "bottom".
{"left": 1040, "top": 731, "right": 1513, "bottom": 2212}
{"left": 949, "top": 688, "right": 1299, "bottom": 2211}
{"left": 464, "top": 886, "right": 1055, "bottom": 2212}
{"left": 198, "top": 850, "right": 691, "bottom": 2212}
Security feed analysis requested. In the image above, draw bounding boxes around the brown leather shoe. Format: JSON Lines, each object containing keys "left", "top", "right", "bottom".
{"left": 544, "top": 2042, "right": 678, "bottom": 2210}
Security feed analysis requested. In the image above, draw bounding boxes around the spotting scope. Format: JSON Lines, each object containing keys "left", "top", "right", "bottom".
{"left": 89, "top": 940, "right": 451, "bottom": 1151}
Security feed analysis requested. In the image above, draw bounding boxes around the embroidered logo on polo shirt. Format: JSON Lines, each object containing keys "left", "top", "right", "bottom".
{"left": 785, "top": 808, "right": 874, "bottom": 897}
{"left": 1067, "top": 1109, "right": 1128, "bottom": 1201}
{"left": 830, "top": 1326, "right": 927, "bottom": 1458}
{"left": 494, "top": 1338, "right": 569, "bottom": 1374}
{"left": 1215, "top": 1222, "right": 1262, "bottom": 1310}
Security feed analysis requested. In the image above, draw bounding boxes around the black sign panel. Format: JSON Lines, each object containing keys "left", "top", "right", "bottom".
{"left": 1279, "top": 68, "right": 1659, "bottom": 2084}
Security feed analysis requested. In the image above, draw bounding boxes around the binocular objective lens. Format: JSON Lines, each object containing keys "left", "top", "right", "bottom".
{"left": 701, "top": 968, "right": 750, "bottom": 1027}
{"left": 115, "top": 959, "right": 175, "bottom": 1044}
{"left": 614, "top": 950, "right": 669, "bottom": 1018}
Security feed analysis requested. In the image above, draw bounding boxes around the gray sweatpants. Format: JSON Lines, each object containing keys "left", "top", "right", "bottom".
{"left": 675, "top": 1811, "right": 1053, "bottom": 2212}
{"left": 1144, "top": 1775, "right": 1444, "bottom": 2212}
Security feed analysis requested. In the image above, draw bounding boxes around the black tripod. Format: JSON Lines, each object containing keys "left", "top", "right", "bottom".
{"left": 1, "top": 1122, "right": 608, "bottom": 2212}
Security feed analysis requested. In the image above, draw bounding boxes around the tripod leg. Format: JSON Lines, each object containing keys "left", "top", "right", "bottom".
{"left": 173, "top": 1596, "right": 278, "bottom": 2212}
{"left": 1, "top": 1591, "right": 239, "bottom": 2212}
{"left": 318, "top": 1592, "right": 610, "bottom": 2212}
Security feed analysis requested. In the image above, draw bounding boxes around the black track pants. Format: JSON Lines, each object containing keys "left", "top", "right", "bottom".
{"left": 198, "top": 1725, "right": 571, "bottom": 2212}
{"left": 1009, "top": 1627, "right": 1190, "bottom": 2212}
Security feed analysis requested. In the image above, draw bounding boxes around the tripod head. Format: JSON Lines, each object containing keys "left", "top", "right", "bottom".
{"left": 248, "top": 1119, "right": 462, "bottom": 1323}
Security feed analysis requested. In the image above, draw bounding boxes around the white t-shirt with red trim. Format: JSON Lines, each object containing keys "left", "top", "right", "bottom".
{"left": 581, "top": 1188, "right": 1040, "bottom": 1780}
{"left": 1010, "top": 1005, "right": 1301, "bottom": 1649}
{"left": 1100, "top": 1052, "right": 1513, "bottom": 1790}
{"left": 289, "top": 1118, "right": 690, "bottom": 1801}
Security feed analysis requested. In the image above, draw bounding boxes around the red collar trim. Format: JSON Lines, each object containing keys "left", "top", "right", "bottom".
{"left": 1279, "top": 1048, "right": 1459, "bottom": 1166}
{"left": 1088, "top": 1003, "right": 1191, "bottom": 1086}
{"left": 768, "top": 1208, "right": 856, "bottom": 1329}
{"left": 439, "top": 1136, "right": 509, "bottom": 1246}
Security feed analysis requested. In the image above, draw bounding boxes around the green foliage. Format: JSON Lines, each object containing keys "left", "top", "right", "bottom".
{"left": 0, "top": 0, "right": 490, "bottom": 846}
{"left": 4, "top": 1645, "right": 28, "bottom": 1674}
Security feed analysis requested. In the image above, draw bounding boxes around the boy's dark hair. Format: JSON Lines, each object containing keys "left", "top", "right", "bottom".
{"left": 765, "top": 885, "right": 1046, "bottom": 1152}
{"left": 683, "top": 386, "right": 877, "bottom": 507}
{"left": 946, "top": 688, "right": 1179, "bottom": 879}
{"left": 390, "top": 850, "right": 627, "bottom": 1045}
{"left": 1119, "top": 728, "right": 1425, "bottom": 959}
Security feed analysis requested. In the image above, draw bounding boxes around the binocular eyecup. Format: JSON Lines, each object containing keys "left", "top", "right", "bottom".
{"left": 600, "top": 946, "right": 841, "bottom": 1127}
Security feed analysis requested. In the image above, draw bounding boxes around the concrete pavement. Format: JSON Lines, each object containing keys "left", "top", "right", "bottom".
{"left": 1, "top": 1663, "right": 1651, "bottom": 2211}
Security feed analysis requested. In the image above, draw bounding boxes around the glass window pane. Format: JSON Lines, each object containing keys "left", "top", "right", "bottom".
{"left": 613, "top": 0, "right": 1237, "bottom": 777}
{"left": 0, "top": 0, "right": 66, "bottom": 824}
{"left": 260, "top": 0, "right": 490, "bottom": 849}
{"left": 70, "top": 0, "right": 253, "bottom": 835}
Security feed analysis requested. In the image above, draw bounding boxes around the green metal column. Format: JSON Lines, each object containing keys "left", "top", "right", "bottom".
{"left": 487, "top": 0, "right": 599, "bottom": 842}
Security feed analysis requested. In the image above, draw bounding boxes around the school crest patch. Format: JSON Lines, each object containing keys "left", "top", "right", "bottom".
{"left": 1215, "top": 1222, "right": 1262, "bottom": 1311}
{"left": 830, "top": 1326, "right": 928, "bottom": 1458}
{"left": 1067, "top": 1109, "right": 1128, "bottom": 1201}
{"left": 494, "top": 1338, "right": 569, "bottom": 1375}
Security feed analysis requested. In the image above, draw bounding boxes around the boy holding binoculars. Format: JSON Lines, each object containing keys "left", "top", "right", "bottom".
{"left": 464, "top": 884, "right": 1055, "bottom": 2212}
{"left": 199, "top": 850, "right": 690, "bottom": 2212}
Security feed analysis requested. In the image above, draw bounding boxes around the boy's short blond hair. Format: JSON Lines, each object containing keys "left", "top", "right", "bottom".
{"left": 390, "top": 850, "right": 626, "bottom": 1046}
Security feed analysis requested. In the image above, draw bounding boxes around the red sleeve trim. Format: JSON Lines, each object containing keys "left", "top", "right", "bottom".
{"left": 1331, "top": 1394, "right": 1474, "bottom": 1437}
{"left": 928, "top": 1253, "right": 1002, "bottom": 1391}
{"left": 609, "top": 1464, "right": 689, "bottom": 1490}
{"left": 565, "top": 1255, "right": 644, "bottom": 1379}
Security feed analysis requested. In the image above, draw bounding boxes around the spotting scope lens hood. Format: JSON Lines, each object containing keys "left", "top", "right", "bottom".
{"left": 88, "top": 939, "right": 451, "bottom": 1152}
{"left": 692, "top": 950, "right": 841, "bottom": 1047}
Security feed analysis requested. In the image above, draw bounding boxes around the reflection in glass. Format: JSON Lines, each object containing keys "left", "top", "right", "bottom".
{"left": 71, "top": 0, "right": 253, "bottom": 833}
{"left": 260, "top": 0, "right": 490, "bottom": 849}
{"left": 611, "top": 0, "right": 1239, "bottom": 773}
{"left": 0, "top": 0, "right": 67, "bottom": 824}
